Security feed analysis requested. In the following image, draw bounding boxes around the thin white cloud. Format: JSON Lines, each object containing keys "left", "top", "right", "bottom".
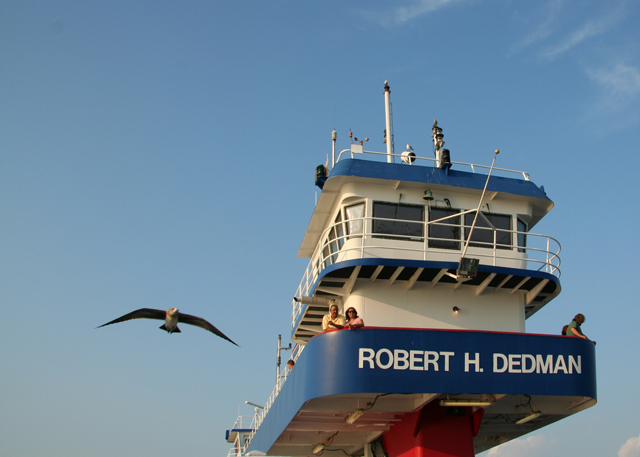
{"left": 394, "top": 0, "right": 462, "bottom": 22}
{"left": 578, "top": 60, "right": 640, "bottom": 129}
{"left": 486, "top": 434, "right": 556, "bottom": 457}
{"left": 511, "top": 0, "right": 567, "bottom": 53}
{"left": 541, "top": 6, "right": 626, "bottom": 60}
{"left": 359, "top": 0, "right": 470, "bottom": 26}
{"left": 619, "top": 433, "right": 640, "bottom": 457}
{"left": 587, "top": 63, "right": 640, "bottom": 98}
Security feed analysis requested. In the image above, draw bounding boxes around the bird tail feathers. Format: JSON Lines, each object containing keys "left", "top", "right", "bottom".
{"left": 159, "top": 324, "right": 181, "bottom": 333}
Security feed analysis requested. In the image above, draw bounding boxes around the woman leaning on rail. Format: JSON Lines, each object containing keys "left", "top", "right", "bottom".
{"left": 565, "top": 313, "right": 595, "bottom": 344}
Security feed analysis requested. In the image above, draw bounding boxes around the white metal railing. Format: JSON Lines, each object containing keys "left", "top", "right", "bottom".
{"left": 336, "top": 148, "right": 531, "bottom": 181}
{"left": 238, "top": 343, "right": 305, "bottom": 452}
{"left": 257, "top": 343, "right": 303, "bottom": 426}
{"left": 226, "top": 415, "right": 259, "bottom": 457}
{"left": 291, "top": 213, "right": 561, "bottom": 327}
{"left": 230, "top": 415, "right": 258, "bottom": 430}
{"left": 226, "top": 443, "right": 246, "bottom": 457}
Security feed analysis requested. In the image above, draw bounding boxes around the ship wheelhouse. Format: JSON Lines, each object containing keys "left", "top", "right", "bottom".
{"left": 292, "top": 154, "right": 560, "bottom": 344}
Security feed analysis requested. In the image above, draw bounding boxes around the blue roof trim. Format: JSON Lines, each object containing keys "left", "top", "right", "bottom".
{"left": 293, "top": 258, "right": 561, "bottom": 336}
{"left": 328, "top": 159, "right": 551, "bottom": 201}
{"left": 315, "top": 257, "right": 561, "bottom": 282}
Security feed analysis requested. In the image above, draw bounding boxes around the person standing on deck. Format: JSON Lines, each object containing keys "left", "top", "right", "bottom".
{"left": 565, "top": 313, "right": 595, "bottom": 344}
{"left": 322, "top": 302, "right": 345, "bottom": 331}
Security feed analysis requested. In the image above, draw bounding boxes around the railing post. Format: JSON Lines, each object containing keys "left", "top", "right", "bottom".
{"left": 424, "top": 220, "right": 428, "bottom": 261}
{"left": 493, "top": 230, "right": 497, "bottom": 266}
{"left": 360, "top": 217, "right": 366, "bottom": 259}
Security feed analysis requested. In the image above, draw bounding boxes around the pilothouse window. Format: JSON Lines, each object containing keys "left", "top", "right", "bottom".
{"left": 333, "top": 212, "right": 345, "bottom": 250}
{"left": 517, "top": 218, "right": 527, "bottom": 253}
{"left": 428, "top": 208, "right": 461, "bottom": 250}
{"left": 345, "top": 203, "right": 364, "bottom": 237}
{"left": 464, "top": 212, "right": 512, "bottom": 249}
{"left": 373, "top": 202, "right": 424, "bottom": 240}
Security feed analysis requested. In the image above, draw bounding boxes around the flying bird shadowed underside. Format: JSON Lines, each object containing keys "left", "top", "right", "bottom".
{"left": 98, "top": 307, "right": 238, "bottom": 346}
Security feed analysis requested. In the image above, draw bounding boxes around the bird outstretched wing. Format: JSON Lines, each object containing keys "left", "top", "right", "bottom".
{"left": 97, "top": 308, "right": 166, "bottom": 328}
{"left": 178, "top": 312, "right": 239, "bottom": 346}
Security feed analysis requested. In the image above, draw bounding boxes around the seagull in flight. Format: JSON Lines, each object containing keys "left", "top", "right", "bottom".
{"left": 98, "top": 307, "right": 238, "bottom": 346}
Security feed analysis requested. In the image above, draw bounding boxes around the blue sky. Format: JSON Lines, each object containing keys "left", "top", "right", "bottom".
{"left": 2, "top": 1, "right": 639, "bottom": 456}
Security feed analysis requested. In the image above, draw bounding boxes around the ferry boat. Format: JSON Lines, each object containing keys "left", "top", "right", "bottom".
{"left": 226, "top": 82, "right": 597, "bottom": 457}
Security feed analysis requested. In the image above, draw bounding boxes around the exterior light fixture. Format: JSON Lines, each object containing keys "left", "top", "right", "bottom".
{"left": 245, "top": 401, "right": 264, "bottom": 417}
{"left": 515, "top": 411, "right": 541, "bottom": 424}
{"left": 423, "top": 190, "right": 434, "bottom": 201}
{"left": 457, "top": 257, "right": 479, "bottom": 278}
{"left": 401, "top": 145, "right": 416, "bottom": 164}
{"left": 345, "top": 409, "right": 365, "bottom": 424}
{"left": 439, "top": 400, "right": 493, "bottom": 407}
{"left": 452, "top": 306, "right": 460, "bottom": 314}
{"left": 441, "top": 148, "right": 451, "bottom": 165}
{"left": 245, "top": 401, "right": 264, "bottom": 409}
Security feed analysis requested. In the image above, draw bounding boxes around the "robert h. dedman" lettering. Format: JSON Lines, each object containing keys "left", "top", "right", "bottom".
{"left": 358, "top": 348, "right": 582, "bottom": 375}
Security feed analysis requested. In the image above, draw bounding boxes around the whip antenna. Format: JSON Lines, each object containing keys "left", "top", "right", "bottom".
{"left": 457, "top": 149, "right": 500, "bottom": 278}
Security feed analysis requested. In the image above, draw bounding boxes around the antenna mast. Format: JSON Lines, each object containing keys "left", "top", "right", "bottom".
{"left": 461, "top": 149, "right": 500, "bottom": 259}
{"left": 331, "top": 130, "right": 337, "bottom": 169}
{"left": 384, "top": 81, "right": 393, "bottom": 163}
{"left": 276, "top": 334, "right": 291, "bottom": 383}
